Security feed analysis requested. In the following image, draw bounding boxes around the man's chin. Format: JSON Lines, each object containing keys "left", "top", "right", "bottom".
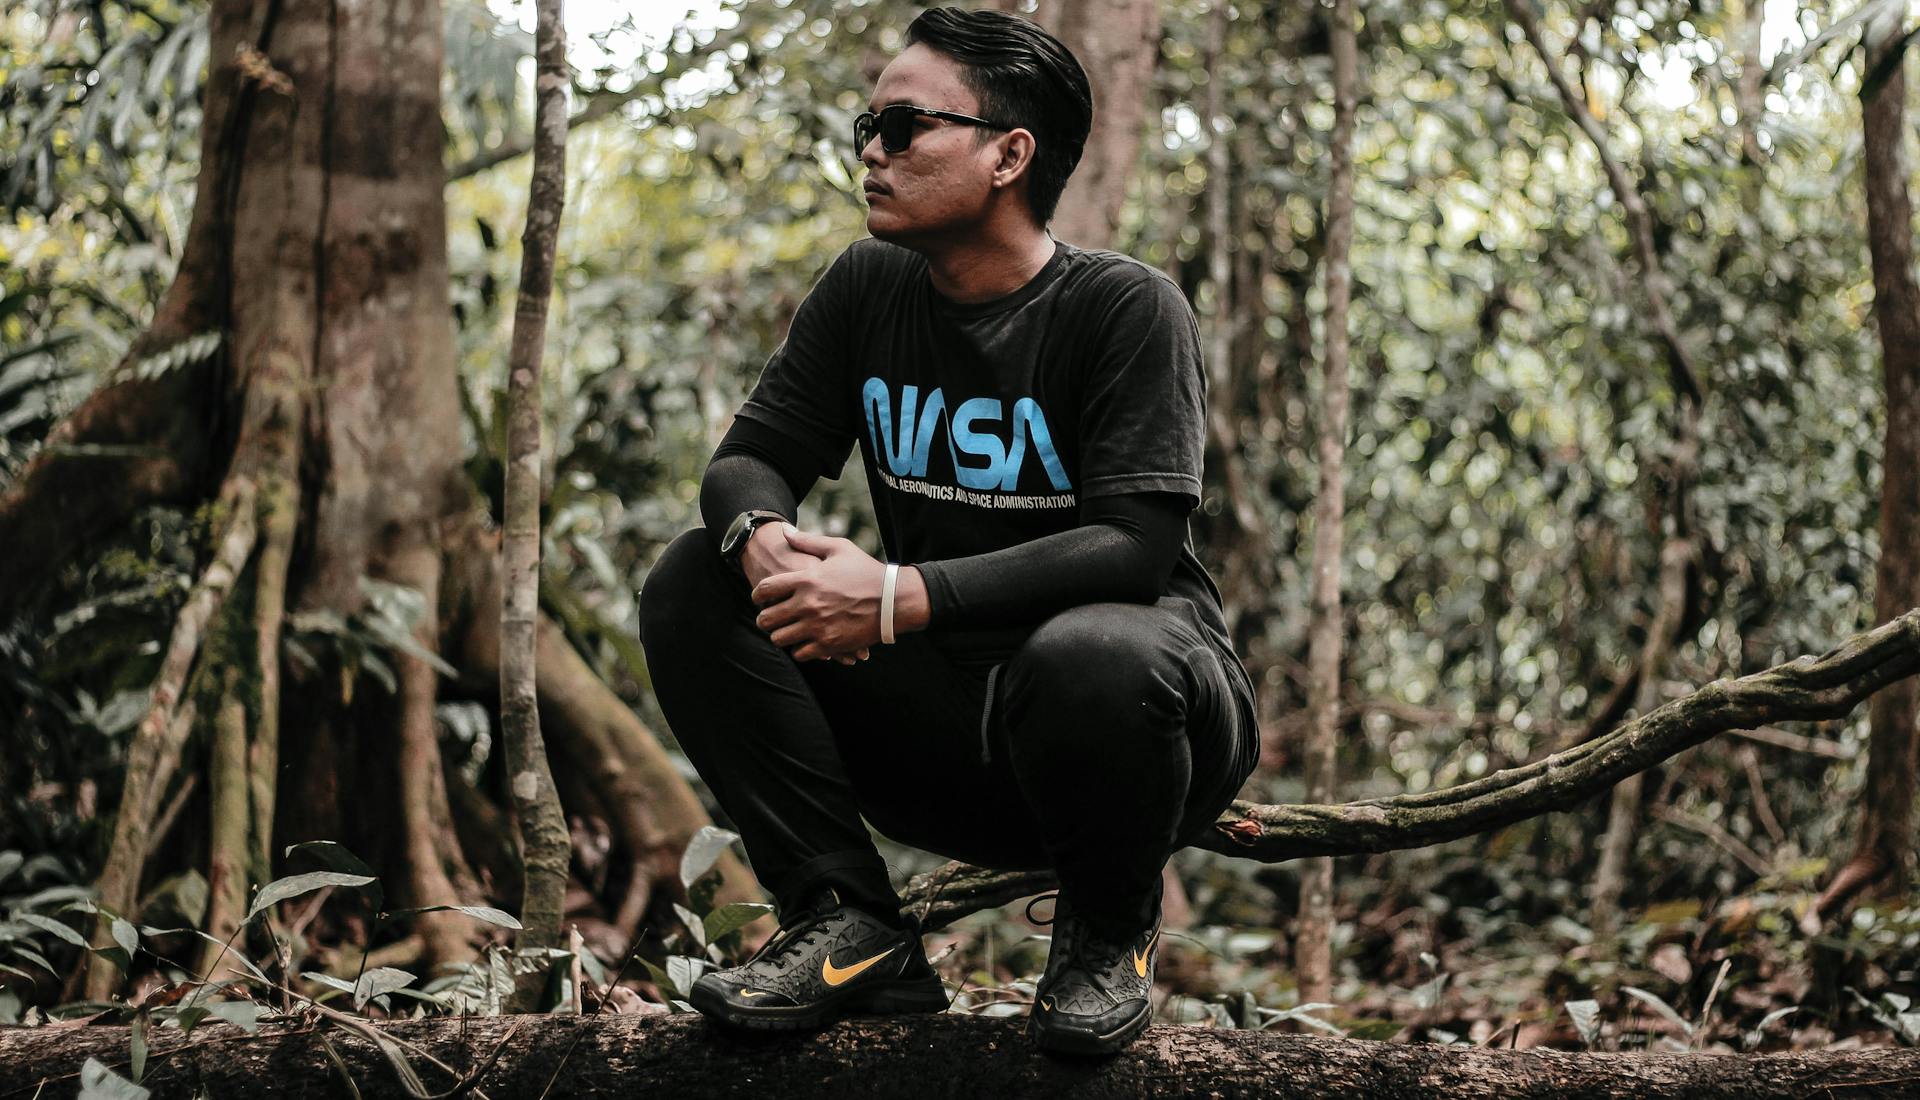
{"left": 865, "top": 211, "right": 909, "bottom": 241}
{"left": 867, "top": 214, "right": 946, "bottom": 254}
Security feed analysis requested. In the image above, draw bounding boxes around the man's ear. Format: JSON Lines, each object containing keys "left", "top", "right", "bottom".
{"left": 991, "top": 128, "right": 1038, "bottom": 190}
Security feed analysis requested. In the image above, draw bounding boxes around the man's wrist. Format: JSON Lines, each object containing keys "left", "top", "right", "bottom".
{"left": 891, "top": 564, "right": 932, "bottom": 634}
{"left": 721, "top": 508, "right": 787, "bottom": 571}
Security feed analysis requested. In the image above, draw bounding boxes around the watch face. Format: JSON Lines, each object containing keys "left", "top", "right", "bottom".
{"left": 724, "top": 515, "right": 752, "bottom": 555}
{"left": 724, "top": 511, "right": 775, "bottom": 557}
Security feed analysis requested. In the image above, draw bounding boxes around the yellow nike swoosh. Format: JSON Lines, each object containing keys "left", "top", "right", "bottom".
{"left": 822, "top": 945, "right": 896, "bottom": 987}
{"left": 1132, "top": 932, "right": 1159, "bottom": 978}
{"left": 737, "top": 989, "right": 775, "bottom": 999}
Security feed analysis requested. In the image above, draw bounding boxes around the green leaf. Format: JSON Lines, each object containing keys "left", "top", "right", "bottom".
{"left": 1565, "top": 999, "right": 1602, "bottom": 1047}
{"left": 246, "top": 872, "right": 376, "bottom": 922}
{"left": 111, "top": 918, "right": 139, "bottom": 961}
{"left": 282, "top": 843, "right": 383, "bottom": 912}
{"left": 673, "top": 903, "right": 706, "bottom": 949}
{"left": 666, "top": 955, "right": 703, "bottom": 1000}
{"left": 8, "top": 943, "right": 56, "bottom": 975}
{"left": 1622, "top": 986, "right": 1693, "bottom": 1037}
{"left": 353, "top": 967, "right": 416, "bottom": 1010}
{"left": 679, "top": 826, "right": 738, "bottom": 890}
{"left": 639, "top": 957, "right": 681, "bottom": 999}
{"left": 78, "top": 1057, "right": 150, "bottom": 1100}
{"left": 388, "top": 904, "right": 522, "bottom": 929}
{"left": 171, "top": 1006, "right": 208, "bottom": 1037}
{"left": 130, "top": 1011, "right": 147, "bottom": 1083}
{"left": 302, "top": 972, "right": 358, "bottom": 998}
{"left": 703, "top": 902, "right": 773, "bottom": 944}
{"left": 135, "top": 927, "right": 270, "bottom": 984}
{"left": 14, "top": 913, "right": 89, "bottom": 949}
{"left": 203, "top": 1000, "right": 261, "bottom": 1034}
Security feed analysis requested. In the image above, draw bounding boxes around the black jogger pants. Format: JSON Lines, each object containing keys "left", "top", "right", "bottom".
{"left": 637, "top": 528, "right": 1260, "bottom": 939}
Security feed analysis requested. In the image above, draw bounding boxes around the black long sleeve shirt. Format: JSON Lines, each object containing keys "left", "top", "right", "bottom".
{"left": 699, "top": 415, "right": 1188, "bottom": 630}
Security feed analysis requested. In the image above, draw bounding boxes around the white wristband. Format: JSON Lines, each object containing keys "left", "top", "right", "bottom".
{"left": 881, "top": 563, "right": 899, "bottom": 645}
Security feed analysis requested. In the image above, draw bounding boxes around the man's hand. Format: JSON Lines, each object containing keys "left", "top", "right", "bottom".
{"left": 751, "top": 528, "right": 895, "bottom": 663}
{"left": 739, "top": 521, "right": 814, "bottom": 591}
{"left": 740, "top": 523, "right": 871, "bottom": 665}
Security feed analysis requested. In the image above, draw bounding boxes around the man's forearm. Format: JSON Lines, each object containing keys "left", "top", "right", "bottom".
{"left": 699, "top": 451, "right": 797, "bottom": 556}
{"left": 909, "top": 492, "right": 1189, "bottom": 631}
{"left": 698, "top": 415, "right": 822, "bottom": 556}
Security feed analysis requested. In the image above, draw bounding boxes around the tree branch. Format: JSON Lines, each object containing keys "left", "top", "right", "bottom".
{"left": 902, "top": 609, "right": 1920, "bottom": 930}
{"left": 1504, "top": 0, "right": 1703, "bottom": 406}
{"left": 446, "top": 86, "right": 645, "bottom": 183}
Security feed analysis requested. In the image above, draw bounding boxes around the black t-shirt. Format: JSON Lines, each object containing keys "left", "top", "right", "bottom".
{"left": 736, "top": 235, "right": 1234, "bottom": 667}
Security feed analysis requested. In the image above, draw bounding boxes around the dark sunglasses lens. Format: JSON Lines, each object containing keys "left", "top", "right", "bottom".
{"left": 879, "top": 106, "right": 915, "bottom": 152}
{"left": 854, "top": 113, "right": 876, "bottom": 153}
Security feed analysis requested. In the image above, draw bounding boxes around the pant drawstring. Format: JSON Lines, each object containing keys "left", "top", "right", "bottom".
{"left": 979, "top": 662, "right": 1003, "bottom": 765}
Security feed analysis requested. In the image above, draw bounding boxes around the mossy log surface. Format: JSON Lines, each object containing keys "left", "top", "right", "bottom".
{"left": 1, "top": 1014, "right": 1916, "bottom": 1099}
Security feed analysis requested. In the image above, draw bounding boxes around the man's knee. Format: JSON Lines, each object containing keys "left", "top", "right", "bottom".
{"left": 638, "top": 528, "right": 730, "bottom": 652}
{"left": 1002, "top": 603, "right": 1182, "bottom": 735}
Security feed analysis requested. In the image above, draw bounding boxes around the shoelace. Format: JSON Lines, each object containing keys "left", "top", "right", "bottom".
{"left": 1025, "top": 892, "right": 1133, "bottom": 993}
{"left": 742, "top": 910, "right": 837, "bottom": 972}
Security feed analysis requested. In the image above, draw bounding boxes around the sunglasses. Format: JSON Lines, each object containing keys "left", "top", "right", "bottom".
{"left": 853, "top": 103, "right": 1012, "bottom": 155}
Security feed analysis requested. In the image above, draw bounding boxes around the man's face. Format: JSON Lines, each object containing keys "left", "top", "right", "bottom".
{"left": 860, "top": 44, "right": 1012, "bottom": 244}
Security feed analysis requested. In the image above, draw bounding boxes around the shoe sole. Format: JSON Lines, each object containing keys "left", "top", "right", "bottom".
{"left": 1029, "top": 1000, "right": 1153, "bottom": 1056}
{"left": 691, "top": 975, "right": 949, "bottom": 1032}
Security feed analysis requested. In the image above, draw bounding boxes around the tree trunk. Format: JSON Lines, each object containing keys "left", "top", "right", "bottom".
{"left": 4, "top": 1015, "right": 1919, "bottom": 1099}
{"left": 500, "top": 0, "right": 571, "bottom": 1011}
{"left": 1810, "top": 5, "right": 1920, "bottom": 925}
{"left": 1296, "top": 0, "right": 1359, "bottom": 1008}
{"left": 1590, "top": 534, "right": 1694, "bottom": 941}
{"left": 1028, "top": 0, "right": 1160, "bottom": 250}
{"left": 5, "top": 0, "right": 767, "bottom": 1005}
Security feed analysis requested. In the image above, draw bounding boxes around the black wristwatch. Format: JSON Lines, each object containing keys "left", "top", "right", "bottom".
{"left": 720, "top": 509, "right": 787, "bottom": 570}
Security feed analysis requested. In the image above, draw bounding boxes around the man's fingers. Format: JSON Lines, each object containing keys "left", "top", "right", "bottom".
{"left": 769, "top": 623, "right": 811, "bottom": 648}
{"left": 751, "top": 570, "right": 803, "bottom": 608}
{"left": 755, "top": 599, "right": 803, "bottom": 632}
{"left": 783, "top": 527, "right": 840, "bottom": 555}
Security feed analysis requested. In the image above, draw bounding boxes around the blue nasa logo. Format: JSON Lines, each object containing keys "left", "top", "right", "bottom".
{"left": 862, "top": 377, "right": 1073, "bottom": 492}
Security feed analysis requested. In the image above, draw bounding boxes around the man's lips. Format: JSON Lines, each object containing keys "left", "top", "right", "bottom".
{"left": 863, "top": 182, "right": 890, "bottom": 198}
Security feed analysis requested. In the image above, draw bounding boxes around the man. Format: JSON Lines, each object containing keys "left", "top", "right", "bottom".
{"left": 638, "top": 6, "right": 1258, "bottom": 1056}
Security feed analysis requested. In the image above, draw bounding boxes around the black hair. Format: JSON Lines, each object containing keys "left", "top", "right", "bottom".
{"left": 903, "top": 6, "right": 1093, "bottom": 226}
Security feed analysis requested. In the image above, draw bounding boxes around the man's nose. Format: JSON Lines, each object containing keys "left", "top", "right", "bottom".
{"left": 860, "top": 136, "right": 888, "bottom": 171}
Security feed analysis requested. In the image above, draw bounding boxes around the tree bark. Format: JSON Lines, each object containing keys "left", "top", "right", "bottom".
{"left": 1810, "top": 5, "right": 1920, "bottom": 926}
{"left": 4, "top": 1015, "right": 1918, "bottom": 1099}
{"left": 1028, "top": 0, "right": 1160, "bottom": 250}
{"left": 1297, "top": 0, "right": 1358, "bottom": 1009}
{"left": 499, "top": 0, "right": 571, "bottom": 1011}
{"left": 85, "top": 477, "right": 257, "bottom": 999}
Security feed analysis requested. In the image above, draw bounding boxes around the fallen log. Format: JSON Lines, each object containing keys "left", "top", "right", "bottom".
{"left": 1, "top": 1013, "right": 1915, "bottom": 1099}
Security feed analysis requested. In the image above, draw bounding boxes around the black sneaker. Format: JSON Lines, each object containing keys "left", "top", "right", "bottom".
{"left": 1026, "top": 891, "right": 1161, "bottom": 1055}
{"left": 688, "top": 889, "right": 947, "bottom": 1031}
